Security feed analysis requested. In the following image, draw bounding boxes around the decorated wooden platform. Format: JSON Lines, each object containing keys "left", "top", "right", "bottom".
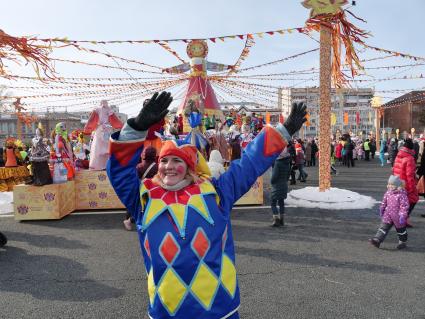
{"left": 14, "top": 181, "right": 75, "bottom": 220}
{"left": 74, "top": 170, "right": 125, "bottom": 210}
{"left": 235, "top": 176, "right": 263, "bottom": 205}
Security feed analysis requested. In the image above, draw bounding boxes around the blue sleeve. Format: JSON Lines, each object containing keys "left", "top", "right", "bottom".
{"left": 212, "top": 125, "right": 287, "bottom": 213}
{"left": 106, "top": 128, "right": 147, "bottom": 220}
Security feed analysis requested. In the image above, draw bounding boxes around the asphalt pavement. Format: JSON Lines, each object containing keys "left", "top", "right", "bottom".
{"left": 1, "top": 157, "right": 425, "bottom": 319}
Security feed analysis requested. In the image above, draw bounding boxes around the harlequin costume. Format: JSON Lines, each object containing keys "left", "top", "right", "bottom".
{"left": 107, "top": 122, "right": 290, "bottom": 319}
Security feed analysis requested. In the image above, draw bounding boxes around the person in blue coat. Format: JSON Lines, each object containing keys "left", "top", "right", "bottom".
{"left": 379, "top": 139, "right": 387, "bottom": 167}
{"left": 107, "top": 92, "right": 306, "bottom": 319}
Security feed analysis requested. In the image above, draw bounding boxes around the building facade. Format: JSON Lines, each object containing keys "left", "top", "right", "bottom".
{"left": 0, "top": 106, "right": 128, "bottom": 145}
{"left": 381, "top": 91, "right": 425, "bottom": 134}
{"left": 279, "top": 87, "right": 375, "bottom": 137}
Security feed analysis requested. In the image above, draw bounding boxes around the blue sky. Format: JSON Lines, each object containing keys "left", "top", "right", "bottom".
{"left": 1, "top": 0, "right": 424, "bottom": 115}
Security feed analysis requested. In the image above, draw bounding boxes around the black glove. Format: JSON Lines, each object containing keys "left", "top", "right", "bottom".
{"left": 127, "top": 92, "right": 173, "bottom": 131}
{"left": 284, "top": 102, "right": 307, "bottom": 136}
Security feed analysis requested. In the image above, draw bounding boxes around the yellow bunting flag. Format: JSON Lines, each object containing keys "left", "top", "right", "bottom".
{"left": 331, "top": 113, "right": 336, "bottom": 126}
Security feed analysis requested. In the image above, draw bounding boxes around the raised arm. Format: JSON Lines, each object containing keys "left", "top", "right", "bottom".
{"left": 213, "top": 102, "right": 307, "bottom": 212}
{"left": 206, "top": 61, "right": 234, "bottom": 72}
{"left": 83, "top": 110, "right": 99, "bottom": 134}
{"left": 163, "top": 63, "right": 190, "bottom": 74}
{"left": 107, "top": 92, "right": 173, "bottom": 220}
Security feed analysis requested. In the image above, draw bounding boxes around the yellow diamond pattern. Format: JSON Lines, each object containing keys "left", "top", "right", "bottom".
{"left": 168, "top": 203, "right": 186, "bottom": 232}
{"left": 143, "top": 198, "right": 167, "bottom": 226}
{"left": 220, "top": 255, "right": 237, "bottom": 297}
{"left": 188, "top": 194, "right": 211, "bottom": 221}
{"left": 147, "top": 268, "right": 156, "bottom": 305}
{"left": 199, "top": 180, "right": 216, "bottom": 194}
{"left": 157, "top": 269, "right": 187, "bottom": 315}
{"left": 140, "top": 183, "right": 148, "bottom": 211}
{"left": 190, "top": 263, "right": 219, "bottom": 309}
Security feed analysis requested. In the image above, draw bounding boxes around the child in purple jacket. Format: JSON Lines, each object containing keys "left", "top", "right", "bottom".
{"left": 369, "top": 175, "right": 409, "bottom": 249}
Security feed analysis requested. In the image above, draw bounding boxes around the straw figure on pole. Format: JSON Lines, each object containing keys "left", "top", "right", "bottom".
{"left": 302, "top": 0, "right": 368, "bottom": 191}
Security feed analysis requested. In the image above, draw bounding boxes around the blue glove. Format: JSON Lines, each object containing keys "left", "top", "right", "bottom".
{"left": 399, "top": 216, "right": 406, "bottom": 225}
{"left": 379, "top": 207, "right": 384, "bottom": 217}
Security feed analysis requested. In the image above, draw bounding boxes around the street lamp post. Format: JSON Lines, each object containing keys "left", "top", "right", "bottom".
{"left": 371, "top": 96, "right": 382, "bottom": 152}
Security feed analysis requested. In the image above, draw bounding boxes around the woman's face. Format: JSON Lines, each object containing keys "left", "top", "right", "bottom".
{"left": 159, "top": 155, "right": 188, "bottom": 186}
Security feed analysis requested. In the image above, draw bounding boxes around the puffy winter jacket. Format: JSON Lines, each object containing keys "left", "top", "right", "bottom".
{"left": 380, "top": 188, "right": 410, "bottom": 228}
{"left": 392, "top": 147, "right": 419, "bottom": 204}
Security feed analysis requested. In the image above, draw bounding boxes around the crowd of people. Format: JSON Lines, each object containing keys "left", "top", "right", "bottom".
{"left": 2, "top": 91, "right": 425, "bottom": 317}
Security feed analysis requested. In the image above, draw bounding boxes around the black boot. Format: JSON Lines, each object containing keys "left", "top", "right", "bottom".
{"left": 0, "top": 232, "right": 7, "bottom": 247}
{"left": 397, "top": 241, "right": 407, "bottom": 250}
{"left": 279, "top": 214, "right": 284, "bottom": 226}
{"left": 368, "top": 238, "right": 380, "bottom": 248}
{"left": 271, "top": 215, "right": 281, "bottom": 227}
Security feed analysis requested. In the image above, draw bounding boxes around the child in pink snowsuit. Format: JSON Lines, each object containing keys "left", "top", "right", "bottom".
{"left": 369, "top": 175, "right": 409, "bottom": 249}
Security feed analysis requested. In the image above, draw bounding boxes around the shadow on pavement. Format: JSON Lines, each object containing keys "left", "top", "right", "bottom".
{"left": 3, "top": 231, "right": 90, "bottom": 249}
{"left": 236, "top": 246, "right": 401, "bottom": 274}
{"left": 21, "top": 213, "right": 126, "bottom": 230}
{"left": 0, "top": 246, "right": 124, "bottom": 301}
{"left": 232, "top": 208, "right": 425, "bottom": 253}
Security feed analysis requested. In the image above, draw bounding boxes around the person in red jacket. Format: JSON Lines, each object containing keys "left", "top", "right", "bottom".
{"left": 392, "top": 138, "right": 418, "bottom": 227}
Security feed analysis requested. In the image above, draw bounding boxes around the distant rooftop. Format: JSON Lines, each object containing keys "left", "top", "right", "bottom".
{"left": 382, "top": 90, "right": 425, "bottom": 108}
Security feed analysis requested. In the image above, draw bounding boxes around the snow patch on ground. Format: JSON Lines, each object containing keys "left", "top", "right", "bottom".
{"left": 0, "top": 192, "right": 14, "bottom": 215}
{"left": 286, "top": 187, "right": 378, "bottom": 210}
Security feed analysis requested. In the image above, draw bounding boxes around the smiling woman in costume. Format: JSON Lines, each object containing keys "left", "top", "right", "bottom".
{"left": 107, "top": 91, "right": 306, "bottom": 319}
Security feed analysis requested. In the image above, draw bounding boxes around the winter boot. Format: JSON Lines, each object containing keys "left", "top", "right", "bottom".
{"left": 372, "top": 223, "right": 391, "bottom": 245}
{"left": 123, "top": 218, "right": 133, "bottom": 231}
{"left": 0, "top": 232, "right": 7, "bottom": 247}
{"left": 279, "top": 214, "right": 284, "bottom": 226}
{"left": 271, "top": 215, "right": 281, "bottom": 227}
{"left": 397, "top": 241, "right": 407, "bottom": 250}
{"left": 368, "top": 238, "right": 380, "bottom": 248}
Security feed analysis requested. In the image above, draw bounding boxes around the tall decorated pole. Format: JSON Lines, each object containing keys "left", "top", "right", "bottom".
{"left": 318, "top": 23, "right": 332, "bottom": 191}
{"left": 302, "top": 0, "right": 368, "bottom": 191}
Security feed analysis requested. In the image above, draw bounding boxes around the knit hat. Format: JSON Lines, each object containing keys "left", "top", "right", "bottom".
{"left": 158, "top": 140, "right": 198, "bottom": 171}
{"left": 388, "top": 175, "right": 402, "bottom": 188}
{"left": 403, "top": 138, "right": 414, "bottom": 150}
